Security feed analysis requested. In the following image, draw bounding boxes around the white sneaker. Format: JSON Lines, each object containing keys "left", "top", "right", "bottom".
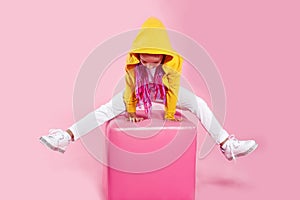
{"left": 39, "top": 129, "right": 71, "bottom": 153}
{"left": 221, "top": 135, "right": 258, "bottom": 161}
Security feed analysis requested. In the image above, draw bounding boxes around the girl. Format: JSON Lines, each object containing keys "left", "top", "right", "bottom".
{"left": 40, "top": 17, "right": 257, "bottom": 161}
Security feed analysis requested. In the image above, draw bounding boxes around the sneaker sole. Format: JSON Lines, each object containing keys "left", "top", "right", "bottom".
{"left": 39, "top": 137, "right": 65, "bottom": 153}
{"left": 227, "top": 142, "right": 258, "bottom": 161}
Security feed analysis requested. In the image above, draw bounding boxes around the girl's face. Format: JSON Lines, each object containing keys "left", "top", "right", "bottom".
{"left": 139, "top": 54, "right": 164, "bottom": 69}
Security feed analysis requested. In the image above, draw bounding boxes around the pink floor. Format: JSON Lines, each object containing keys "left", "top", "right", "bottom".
{"left": 1, "top": 0, "right": 299, "bottom": 199}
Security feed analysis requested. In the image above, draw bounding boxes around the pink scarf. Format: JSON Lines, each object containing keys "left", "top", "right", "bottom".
{"left": 135, "top": 64, "right": 166, "bottom": 117}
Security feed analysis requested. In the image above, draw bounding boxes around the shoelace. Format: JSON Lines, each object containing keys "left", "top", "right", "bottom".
{"left": 225, "top": 135, "right": 239, "bottom": 160}
{"left": 48, "top": 129, "right": 71, "bottom": 147}
{"left": 48, "top": 129, "right": 64, "bottom": 140}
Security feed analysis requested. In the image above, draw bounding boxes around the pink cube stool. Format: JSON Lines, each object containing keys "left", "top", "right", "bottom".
{"left": 103, "top": 110, "right": 197, "bottom": 200}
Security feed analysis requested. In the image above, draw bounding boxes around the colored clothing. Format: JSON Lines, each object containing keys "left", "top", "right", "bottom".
{"left": 67, "top": 17, "right": 228, "bottom": 145}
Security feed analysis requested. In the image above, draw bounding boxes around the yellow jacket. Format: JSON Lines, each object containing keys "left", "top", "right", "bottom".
{"left": 123, "top": 17, "right": 183, "bottom": 119}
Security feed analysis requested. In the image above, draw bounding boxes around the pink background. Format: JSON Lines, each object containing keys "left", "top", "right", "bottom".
{"left": 1, "top": 0, "right": 299, "bottom": 199}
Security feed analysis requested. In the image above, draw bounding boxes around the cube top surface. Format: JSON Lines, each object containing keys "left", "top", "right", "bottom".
{"left": 107, "top": 110, "right": 196, "bottom": 133}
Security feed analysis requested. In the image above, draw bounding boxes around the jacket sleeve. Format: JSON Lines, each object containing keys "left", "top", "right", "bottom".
{"left": 123, "top": 65, "right": 137, "bottom": 113}
{"left": 163, "top": 55, "right": 183, "bottom": 119}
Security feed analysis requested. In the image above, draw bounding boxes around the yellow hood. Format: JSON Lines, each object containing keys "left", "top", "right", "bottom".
{"left": 126, "top": 17, "right": 180, "bottom": 66}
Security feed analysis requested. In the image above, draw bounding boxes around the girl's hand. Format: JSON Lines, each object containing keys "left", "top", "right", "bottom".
{"left": 164, "top": 117, "right": 182, "bottom": 122}
{"left": 127, "top": 112, "right": 144, "bottom": 123}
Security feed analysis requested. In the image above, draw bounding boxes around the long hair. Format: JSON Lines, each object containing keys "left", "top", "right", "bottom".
{"left": 135, "top": 63, "right": 166, "bottom": 117}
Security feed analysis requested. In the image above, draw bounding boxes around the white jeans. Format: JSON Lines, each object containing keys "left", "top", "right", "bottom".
{"left": 69, "top": 87, "right": 229, "bottom": 143}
